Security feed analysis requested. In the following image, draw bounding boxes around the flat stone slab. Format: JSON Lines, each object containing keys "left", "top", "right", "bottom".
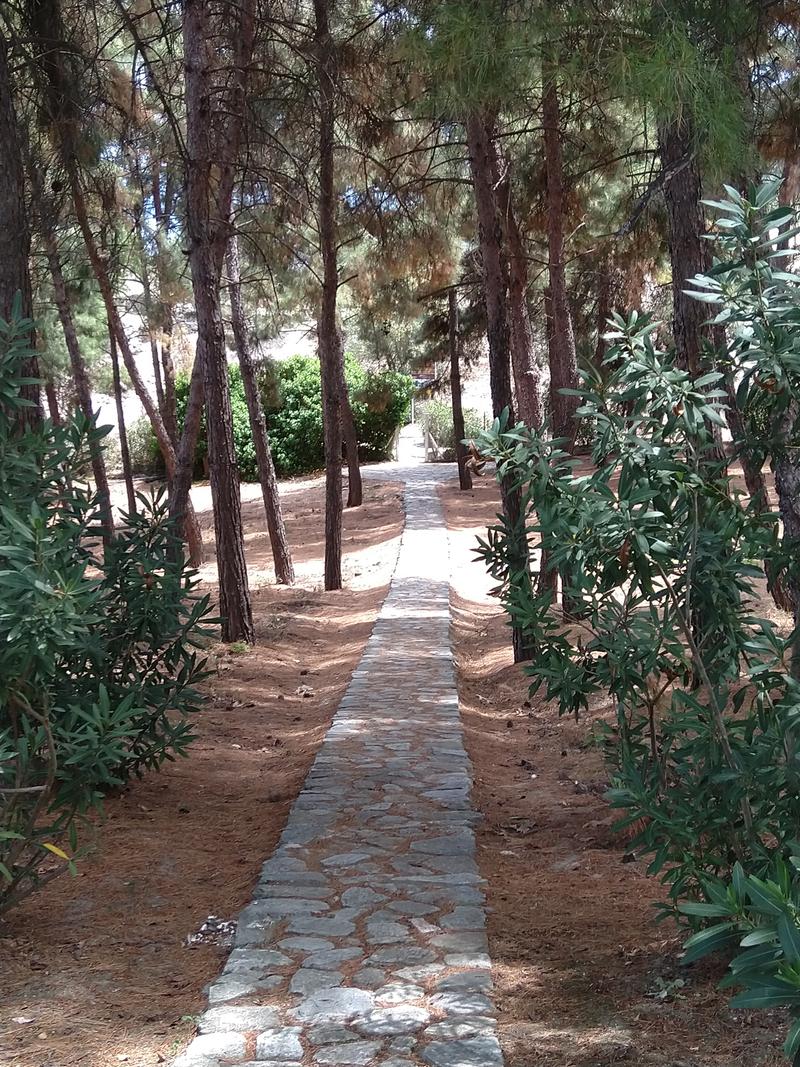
{"left": 198, "top": 1005, "right": 279, "bottom": 1033}
{"left": 353, "top": 1004, "right": 430, "bottom": 1037}
{"left": 422, "top": 1034, "right": 505, "bottom": 1066}
{"left": 255, "top": 1027, "right": 304, "bottom": 1060}
{"left": 169, "top": 467, "right": 503, "bottom": 1067}
{"left": 313, "top": 1041, "right": 383, "bottom": 1064}
{"left": 292, "top": 987, "right": 376, "bottom": 1024}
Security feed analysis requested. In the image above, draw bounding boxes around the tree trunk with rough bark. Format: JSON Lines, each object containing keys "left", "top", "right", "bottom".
{"left": 448, "top": 290, "right": 472, "bottom": 491}
{"left": 495, "top": 155, "right": 542, "bottom": 427}
{"left": 466, "top": 109, "right": 529, "bottom": 664}
{"left": 658, "top": 116, "right": 713, "bottom": 376}
{"left": 29, "top": 163, "right": 115, "bottom": 539}
{"left": 542, "top": 74, "right": 579, "bottom": 444}
{"left": 0, "top": 33, "right": 39, "bottom": 423}
{"left": 197, "top": 259, "right": 253, "bottom": 641}
{"left": 772, "top": 403, "right": 800, "bottom": 676}
{"left": 109, "top": 325, "right": 137, "bottom": 517}
{"left": 226, "top": 235, "right": 295, "bottom": 585}
{"left": 315, "top": 0, "right": 345, "bottom": 589}
{"left": 183, "top": 0, "right": 256, "bottom": 642}
{"left": 465, "top": 113, "right": 515, "bottom": 425}
{"left": 342, "top": 386, "right": 363, "bottom": 509}
{"left": 44, "top": 380, "right": 61, "bottom": 424}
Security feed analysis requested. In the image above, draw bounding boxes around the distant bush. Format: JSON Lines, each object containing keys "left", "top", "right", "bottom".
{"left": 261, "top": 355, "right": 325, "bottom": 475}
{"left": 128, "top": 414, "right": 163, "bottom": 476}
{"left": 130, "top": 356, "right": 413, "bottom": 480}
{"left": 0, "top": 313, "right": 211, "bottom": 915}
{"left": 261, "top": 355, "right": 413, "bottom": 475}
{"left": 264, "top": 355, "right": 413, "bottom": 474}
{"left": 418, "top": 398, "right": 483, "bottom": 461}
{"left": 350, "top": 364, "right": 415, "bottom": 462}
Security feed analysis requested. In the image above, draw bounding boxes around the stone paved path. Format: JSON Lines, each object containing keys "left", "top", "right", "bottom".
{"left": 174, "top": 466, "right": 503, "bottom": 1067}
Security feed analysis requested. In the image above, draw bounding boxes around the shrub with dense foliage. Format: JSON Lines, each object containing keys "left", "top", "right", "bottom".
{"left": 476, "top": 183, "right": 800, "bottom": 1061}
{"left": 0, "top": 316, "right": 211, "bottom": 915}
{"left": 263, "top": 355, "right": 413, "bottom": 475}
{"left": 127, "top": 412, "right": 163, "bottom": 476}
{"left": 130, "top": 356, "right": 413, "bottom": 479}
{"left": 417, "top": 398, "right": 483, "bottom": 461}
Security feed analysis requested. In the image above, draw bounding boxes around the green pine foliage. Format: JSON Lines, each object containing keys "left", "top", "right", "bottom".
{"left": 0, "top": 314, "right": 212, "bottom": 915}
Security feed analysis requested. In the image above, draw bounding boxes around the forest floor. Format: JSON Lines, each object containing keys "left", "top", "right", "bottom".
{"left": 0, "top": 465, "right": 791, "bottom": 1067}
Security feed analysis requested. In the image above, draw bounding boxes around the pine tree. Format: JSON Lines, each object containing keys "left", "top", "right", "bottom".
{"left": 448, "top": 290, "right": 472, "bottom": 491}
{"left": 182, "top": 0, "right": 256, "bottom": 643}
{"left": 226, "top": 233, "right": 295, "bottom": 585}
{"left": 0, "top": 31, "right": 39, "bottom": 423}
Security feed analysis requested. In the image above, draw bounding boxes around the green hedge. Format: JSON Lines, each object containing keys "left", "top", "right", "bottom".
{"left": 130, "top": 357, "right": 413, "bottom": 480}
{"left": 264, "top": 356, "right": 413, "bottom": 475}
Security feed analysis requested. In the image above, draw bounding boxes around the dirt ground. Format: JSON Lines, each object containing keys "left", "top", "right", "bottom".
{"left": 0, "top": 476, "right": 403, "bottom": 1067}
{"left": 441, "top": 475, "right": 787, "bottom": 1067}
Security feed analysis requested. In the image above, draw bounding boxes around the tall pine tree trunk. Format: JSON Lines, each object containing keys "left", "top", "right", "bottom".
{"left": 495, "top": 155, "right": 542, "bottom": 427}
{"left": 44, "top": 379, "right": 61, "bottom": 423}
{"left": 42, "top": 219, "right": 115, "bottom": 540}
{"left": 342, "top": 384, "right": 363, "bottom": 508}
{"left": 466, "top": 109, "right": 529, "bottom": 663}
{"left": 226, "top": 234, "right": 295, "bottom": 585}
{"left": 542, "top": 74, "right": 579, "bottom": 444}
{"left": 448, "top": 290, "right": 472, "bottom": 491}
{"left": 465, "top": 113, "right": 515, "bottom": 424}
{"left": 195, "top": 256, "right": 253, "bottom": 641}
{"left": 658, "top": 116, "right": 712, "bottom": 375}
{"left": 109, "top": 325, "right": 137, "bottom": 516}
{"left": 0, "top": 33, "right": 39, "bottom": 423}
{"left": 28, "top": 159, "right": 114, "bottom": 539}
{"left": 315, "top": 0, "right": 345, "bottom": 590}
{"left": 183, "top": 0, "right": 255, "bottom": 642}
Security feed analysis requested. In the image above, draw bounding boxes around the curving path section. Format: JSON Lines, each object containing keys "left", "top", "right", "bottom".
{"left": 174, "top": 463, "right": 503, "bottom": 1067}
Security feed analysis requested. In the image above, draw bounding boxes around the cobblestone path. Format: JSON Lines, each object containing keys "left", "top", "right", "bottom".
{"left": 174, "top": 469, "right": 503, "bottom": 1067}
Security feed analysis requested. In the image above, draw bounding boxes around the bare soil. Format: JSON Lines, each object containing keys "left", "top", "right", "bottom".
{"left": 441, "top": 475, "right": 786, "bottom": 1067}
{"left": 0, "top": 477, "right": 403, "bottom": 1067}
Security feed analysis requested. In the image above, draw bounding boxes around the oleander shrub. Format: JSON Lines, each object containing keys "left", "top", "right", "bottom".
{"left": 475, "top": 181, "right": 800, "bottom": 1062}
{"left": 0, "top": 313, "right": 211, "bottom": 915}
